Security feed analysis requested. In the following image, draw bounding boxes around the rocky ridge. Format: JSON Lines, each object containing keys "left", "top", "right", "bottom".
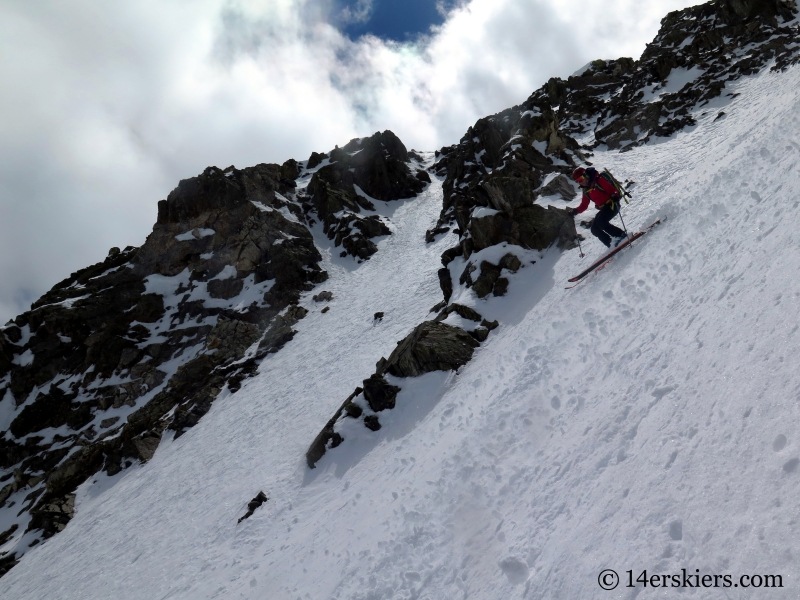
{"left": 303, "top": 0, "right": 800, "bottom": 467}
{"left": 0, "top": 133, "right": 427, "bottom": 575}
{"left": 296, "top": 130, "right": 428, "bottom": 260}
{"left": 429, "top": 0, "right": 800, "bottom": 336}
{"left": 430, "top": 0, "right": 799, "bottom": 237}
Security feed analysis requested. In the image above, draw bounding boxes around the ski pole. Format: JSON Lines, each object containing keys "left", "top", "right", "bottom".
{"left": 568, "top": 212, "right": 585, "bottom": 257}
{"left": 618, "top": 203, "right": 629, "bottom": 235}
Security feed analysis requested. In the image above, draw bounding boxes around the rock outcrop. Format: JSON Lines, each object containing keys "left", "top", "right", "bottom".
{"left": 298, "top": 131, "right": 428, "bottom": 260}
{"left": 306, "top": 320, "right": 481, "bottom": 468}
{"left": 0, "top": 162, "right": 325, "bottom": 571}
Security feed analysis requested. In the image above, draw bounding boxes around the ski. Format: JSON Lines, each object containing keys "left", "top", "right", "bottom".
{"left": 566, "top": 218, "right": 663, "bottom": 287}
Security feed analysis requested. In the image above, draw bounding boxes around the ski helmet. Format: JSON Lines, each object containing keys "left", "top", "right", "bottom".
{"left": 571, "top": 167, "right": 587, "bottom": 183}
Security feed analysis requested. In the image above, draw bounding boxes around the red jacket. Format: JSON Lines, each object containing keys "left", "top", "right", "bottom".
{"left": 575, "top": 170, "right": 620, "bottom": 214}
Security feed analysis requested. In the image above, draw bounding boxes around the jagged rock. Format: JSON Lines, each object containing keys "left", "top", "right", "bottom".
{"left": 206, "top": 317, "right": 261, "bottom": 362}
{"left": 363, "top": 415, "right": 381, "bottom": 431}
{"left": 0, "top": 523, "right": 18, "bottom": 545}
{"left": 307, "top": 152, "right": 328, "bottom": 169}
{"left": 306, "top": 318, "right": 482, "bottom": 468}
{"left": 132, "top": 433, "right": 161, "bottom": 463}
{"left": 9, "top": 387, "right": 77, "bottom": 438}
{"left": 0, "top": 553, "right": 19, "bottom": 577}
{"left": 430, "top": 300, "right": 447, "bottom": 313}
{"left": 99, "top": 417, "right": 119, "bottom": 429}
{"left": 468, "top": 205, "right": 578, "bottom": 255}
{"left": 440, "top": 245, "right": 462, "bottom": 266}
{"left": 374, "top": 312, "right": 384, "bottom": 321}
{"left": 306, "top": 387, "right": 362, "bottom": 468}
{"left": 341, "top": 235, "right": 379, "bottom": 260}
{"left": 473, "top": 262, "right": 502, "bottom": 298}
{"left": 257, "top": 305, "right": 308, "bottom": 356}
{"left": 499, "top": 253, "right": 521, "bottom": 272}
{"left": 454, "top": 255, "right": 518, "bottom": 299}
{"left": 27, "top": 493, "right": 75, "bottom": 538}
{"left": 470, "top": 327, "right": 491, "bottom": 342}
{"left": 540, "top": 174, "right": 577, "bottom": 200}
{"left": 425, "top": 226, "right": 450, "bottom": 243}
{"left": 435, "top": 304, "right": 483, "bottom": 323}
{"left": 306, "top": 131, "right": 425, "bottom": 258}
{"left": 321, "top": 307, "right": 330, "bottom": 314}
{"left": 207, "top": 278, "right": 244, "bottom": 300}
{"left": 380, "top": 321, "right": 480, "bottom": 378}
{"left": 437, "top": 268, "right": 453, "bottom": 303}
{"left": 0, "top": 476, "right": 20, "bottom": 508}
{"left": 493, "top": 278, "right": 509, "bottom": 297}
{"left": 344, "top": 400, "right": 362, "bottom": 418}
{"left": 281, "top": 159, "right": 301, "bottom": 182}
{"left": 313, "top": 291, "right": 333, "bottom": 302}
{"left": 482, "top": 177, "right": 534, "bottom": 211}
{"left": 459, "top": 262, "right": 476, "bottom": 287}
{"left": 362, "top": 375, "right": 401, "bottom": 412}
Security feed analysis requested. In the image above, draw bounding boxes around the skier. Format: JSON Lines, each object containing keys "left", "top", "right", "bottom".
{"left": 566, "top": 167, "right": 628, "bottom": 248}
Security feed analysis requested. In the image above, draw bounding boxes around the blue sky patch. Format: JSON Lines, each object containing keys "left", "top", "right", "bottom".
{"left": 334, "top": 0, "right": 459, "bottom": 42}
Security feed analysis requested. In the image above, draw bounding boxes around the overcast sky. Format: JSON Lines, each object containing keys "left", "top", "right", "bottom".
{"left": 0, "top": 0, "right": 701, "bottom": 323}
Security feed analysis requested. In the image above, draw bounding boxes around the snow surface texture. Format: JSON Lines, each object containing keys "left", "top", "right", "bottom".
{"left": 3, "top": 65, "right": 800, "bottom": 599}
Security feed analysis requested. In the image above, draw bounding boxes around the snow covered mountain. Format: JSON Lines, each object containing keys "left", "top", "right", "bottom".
{"left": 2, "top": 0, "right": 800, "bottom": 597}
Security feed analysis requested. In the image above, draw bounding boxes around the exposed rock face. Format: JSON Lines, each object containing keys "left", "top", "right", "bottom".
{"left": 549, "top": 0, "right": 799, "bottom": 152}
{"left": 0, "top": 162, "right": 326, "bottom": 571}
{"left": 299, "top": 131, "right": 427, "bottom": 259}
{"left": 457, "top": 254, "right": 522, "bottom": 300}
{"left": 468, "top": 205, "right": 577, "bottom": 254}
{"left": 540, "top": 174, "right": 577, "bottom": 201}
{"left": 379, "top": 321, "right": 479, "bottom": 378}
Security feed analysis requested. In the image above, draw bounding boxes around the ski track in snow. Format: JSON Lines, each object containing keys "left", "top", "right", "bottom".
{"left": 3, "top": 66, "right": 800, "bottom": 599}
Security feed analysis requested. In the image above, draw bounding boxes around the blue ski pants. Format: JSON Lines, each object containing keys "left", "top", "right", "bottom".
{"left": 591, "top": 201, "right": 626, "bottom": 247}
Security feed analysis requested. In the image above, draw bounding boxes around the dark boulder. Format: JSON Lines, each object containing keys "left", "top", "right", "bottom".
{"left": 362, "top": 375, "right": 401, "bottom": 412}
{"left": 307, "top": 152, "right": 328, "bottom": 169}
{"left": 305, "top": 387, "right": 362, "bottom": 468}
{"left": 468, "top": 205, "right": 578, "bottom": 255}
{"left": 381, "top": 321, "right": 480, "bottom": 378}
{"left": 539, "top": 175, "right": 577, "bottom": 201}
{"left": 438, "top": 268, "right": 453, "bottom": 303}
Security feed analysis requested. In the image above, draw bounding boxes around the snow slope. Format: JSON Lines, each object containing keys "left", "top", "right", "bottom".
{"left": 3, "top": 64, "right": 800, "bottom": 599}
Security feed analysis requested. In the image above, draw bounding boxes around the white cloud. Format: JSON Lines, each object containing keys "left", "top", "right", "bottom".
{"left": 339, "top": 0, "right": 375, "bottom": 24}
{"left": 0, "top": 0, "right": 700, "bottom": 322}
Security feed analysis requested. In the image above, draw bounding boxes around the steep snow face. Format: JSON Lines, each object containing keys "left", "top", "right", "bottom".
{"left": 3, "top": 65, "right": 800, "bottom": 598}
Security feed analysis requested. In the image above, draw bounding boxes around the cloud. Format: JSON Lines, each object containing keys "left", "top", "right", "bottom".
{"left": 0, "top": 0, "right": 699, "bottom": 323}
{"left": 339, "top": 0, "right": 375, "bottom": 25}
